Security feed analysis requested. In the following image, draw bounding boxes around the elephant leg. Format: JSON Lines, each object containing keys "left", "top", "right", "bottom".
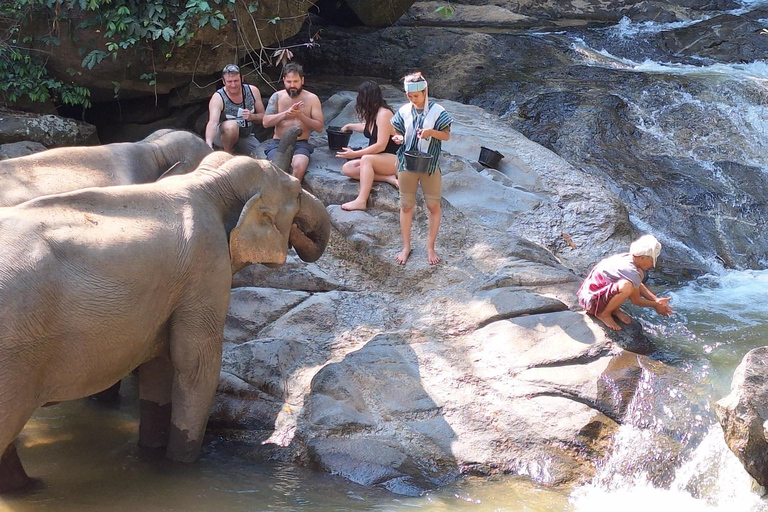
{"left": 0, "top": 441, "right": 31, "bottom": 493}
{"left": 165, "top": 317, "right": 223, "bottom": 463}
{"left": 138, "top": 356, "right": 173, "bottom": 449}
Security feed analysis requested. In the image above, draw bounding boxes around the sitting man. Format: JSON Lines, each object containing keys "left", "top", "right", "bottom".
{"left": 205, "top": 64, "right": 265, "bottom": 156}
{"left": 577, "top": 234, "right": 674, "bottom": 331}
{"left": 262, "top": 62, "right": 323, "bottom": 181}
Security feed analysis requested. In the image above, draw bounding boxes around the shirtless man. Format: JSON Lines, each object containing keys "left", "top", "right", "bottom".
{"left": 262, "top": 62, "right": 324, "bottom": 181}
{"left": 205, "top": 64, "right": 265, "bottom": 157}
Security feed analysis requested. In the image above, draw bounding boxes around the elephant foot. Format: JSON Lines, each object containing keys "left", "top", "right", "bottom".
{"left": 0, "top": 442, "right": 33, "bottom": 494}
{"left": 138, "top": 400, "right": 171, "bottom": 449}
{"left": 166, "top": 425, "right": 203, "bottom": 463}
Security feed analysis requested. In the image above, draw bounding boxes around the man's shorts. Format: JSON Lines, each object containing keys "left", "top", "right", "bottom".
{"left": 263, "top": 138, "right": 314, "bottom": 160}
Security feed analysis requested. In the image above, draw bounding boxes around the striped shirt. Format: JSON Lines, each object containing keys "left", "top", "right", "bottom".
{"left": 391, "top": 101, "right": 453, "bottom": 175}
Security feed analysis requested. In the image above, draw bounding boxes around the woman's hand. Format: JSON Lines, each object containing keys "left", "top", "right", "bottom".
{"left": 341, "top": 124, "right": 353, "bottom": 132}
{"left": 392, "top": 134, "right": 404, "bottom": 145}
{"left": 335, "top": 147, "right": 357, "bottom": 159}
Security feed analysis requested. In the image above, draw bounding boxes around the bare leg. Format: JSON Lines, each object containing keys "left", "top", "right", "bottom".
{"left": 614, "top": 309, "right": 632, "bottom": 325}
{"left": 291, "top": 154, "right": 310, "bottom": 182}
{"left": 595, "top": 280, "right": 633, "bottom": 331}
{"left": 343, "top": 154, "right": 397, "bottom": 211}
{"left": 340, "top": 159, "right": 361, "bottom": 179}
{"left": 396, "top": 205, "right": 414, "bottom": 265}
{"left": 218, "top": 121, "right": 241, "bottom": 153}
{"left": 426, "top": 201, "right": 441, "bottom": 265}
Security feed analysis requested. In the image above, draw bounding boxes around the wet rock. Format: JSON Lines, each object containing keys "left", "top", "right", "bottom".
{"left": 660, "top": 12, "right": 768, "bottom": 63}
{"left": 716, "top": 346, "right": 768, "bottom": 487}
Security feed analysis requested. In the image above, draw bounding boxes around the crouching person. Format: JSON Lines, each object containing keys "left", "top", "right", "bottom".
{"left": 577, "top": 234, "right": 673, "bottom": 331}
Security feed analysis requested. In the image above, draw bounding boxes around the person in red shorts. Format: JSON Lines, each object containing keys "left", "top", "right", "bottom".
{"left": 577, "top": 234, "right": 673, "bottom": 330}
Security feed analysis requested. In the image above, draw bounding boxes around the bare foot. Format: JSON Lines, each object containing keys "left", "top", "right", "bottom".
{"left": 614, "top": 309, "right": 632, "bottom": 325}
{"left": 427, "top": 248, "right": 441, "bottom": 265}
{"left": 341, "top": 199, "right": 367, "bottom": 211}
{"left": 385, "top": 175, "right": 399, "bottom": 189}
{"left": 596, "top": 312, "right": 622, "bottom": 331}
{"left": 395, "top": 246, "right": 411, "bottom": 265}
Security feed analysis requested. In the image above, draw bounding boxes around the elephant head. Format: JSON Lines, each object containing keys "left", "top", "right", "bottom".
{"left": 144, "top": 129, "right": 212, "bottom": 179}
{"left": 201, "top": 151, "right": 329, "bottom": 273}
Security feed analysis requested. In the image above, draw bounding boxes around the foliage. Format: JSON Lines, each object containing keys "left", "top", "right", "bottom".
{"left": 0, "top": 0, "right": 245, "bottom": 108}
{"left": 435, "top": 2, "right": 455, "bottom": 19}
{"left": 0, "top": 6, "right": 92, "bottom": 107}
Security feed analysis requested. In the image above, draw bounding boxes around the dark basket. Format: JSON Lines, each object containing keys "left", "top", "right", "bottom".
{"left": 478, "top": 146, "right": 504, "bottom": 168}
{"left": 404, "top": 150, "right": 433, "bottom": 173}
{"left": 326, "top": 126, "right": 352, "bottom": 150}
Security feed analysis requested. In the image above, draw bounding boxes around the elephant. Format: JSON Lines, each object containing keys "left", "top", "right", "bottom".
{"left": 0, "top": 128, "right": 211, "bottom": 206}
{"left": 0, "top": 128, "right": 330, "bottom": 492}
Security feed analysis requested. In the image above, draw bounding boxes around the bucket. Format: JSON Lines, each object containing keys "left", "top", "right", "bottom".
{"left": 478, "top": 146, "right": 504, "bottom": 168}
{"left": 326, "top": 126, "right": 352, "bottom": 150}
{"left": 404, "top": 150, "right": 433, "bottom": 173}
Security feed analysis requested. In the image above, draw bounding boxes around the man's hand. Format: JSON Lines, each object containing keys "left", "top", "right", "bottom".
{"left": 285, "top": 101, "right": 304, "bottom": 118}
{"left": 654, "top": 297, "right": 673, "bottom": 316}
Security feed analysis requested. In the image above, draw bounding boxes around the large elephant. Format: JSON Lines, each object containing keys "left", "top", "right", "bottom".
{"left": 0, "top": 130, "right": 330, "bottom": 492}
{"left": 0, "top": 129, "right": 211, "bottom": 206}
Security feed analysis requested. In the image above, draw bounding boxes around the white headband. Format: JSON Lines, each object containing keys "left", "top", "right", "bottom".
{"left": 404, "top": 79, "right": 427, "bottom": 93}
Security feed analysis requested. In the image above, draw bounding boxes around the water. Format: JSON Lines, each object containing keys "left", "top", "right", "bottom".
{"left": 2, "top": 270, "right": 767, "bottom": 511}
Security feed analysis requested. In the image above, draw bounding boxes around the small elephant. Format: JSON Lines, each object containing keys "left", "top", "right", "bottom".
{"left": 0, "top": 131, "right": 330, "bottom": 492}
{"left": 0, "top": 129, "right": 211, "bottom": 206}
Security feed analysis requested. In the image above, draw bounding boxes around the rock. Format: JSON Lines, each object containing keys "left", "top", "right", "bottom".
{"left": 342, "top": 0, "right": 417, "bottom": 27}
{"left": 0, "top": 109, "right": 98, "bottom": 147}
{"left": 401, "top": 2, "right": 542, "bottom": 29}
{"left": 716, "top": 346, "right": 768, "bottom": 487}
{"left": 232, "top": 255, "right": 343, "bottom": 292}
{"left": 0, "top": 141, "right": 46, "bottom": 160}
{"left": 660, "top": 12, "right": 768, "bottom": 63}
{"left": 198, "top": 87, "right": 690, "bottom": 493}
{"left": 223, "top": 287, "right": 311, "bottom": 346}
{"left": 22, "top": 1, "right": 316, "bottom": 102}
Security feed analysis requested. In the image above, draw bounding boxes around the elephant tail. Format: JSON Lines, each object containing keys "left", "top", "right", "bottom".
{"left": 272, "top": 126, "right": 301, "bottom": 175}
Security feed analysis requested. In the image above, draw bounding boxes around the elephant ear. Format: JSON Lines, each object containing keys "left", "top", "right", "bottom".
{"left": 229, "top": 191, "right": 290, "bottom": 274}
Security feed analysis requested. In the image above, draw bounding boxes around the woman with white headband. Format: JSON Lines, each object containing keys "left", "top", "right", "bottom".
{"left": 390, "top": 72, "right": 453, "bottom": 265}
{"left": 577, "top": 234, "right": 673, "bottom": 330}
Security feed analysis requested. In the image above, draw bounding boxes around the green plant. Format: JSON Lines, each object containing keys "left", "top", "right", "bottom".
{"left": 435, "top": 2, "right": 455, "bottom": 19}
{"left": 0, "top": 0, "right": 315, "bottom": 109}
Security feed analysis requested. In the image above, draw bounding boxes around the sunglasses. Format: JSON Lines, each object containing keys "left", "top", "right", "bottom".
{"left": 222, "top": 64, "right": 240, "bottom": 74}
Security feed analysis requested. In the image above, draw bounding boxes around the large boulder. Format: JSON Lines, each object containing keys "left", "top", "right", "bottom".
{"left": 716, "top": 346, "right": 768, "bottom": 487}
{"left": 0, "top": 109, "right": 98, "bottom": 147}
{"left": 21, "top": 1, "right": 315, "bottom": 102}
{"left": 208, "top": 90, "right": 697, "bottom": 494}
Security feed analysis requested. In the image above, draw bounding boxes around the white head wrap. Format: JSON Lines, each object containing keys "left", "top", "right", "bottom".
{"left": 630, "top": 234, "right": 662, "bottom": 267}
{"left": 404, "top": 74, "right": 427, "bottom": 93}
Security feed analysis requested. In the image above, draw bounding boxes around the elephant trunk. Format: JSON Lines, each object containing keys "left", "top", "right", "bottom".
{"left": 290, "top": 189, "right": 330, "bottom": 263}
{"left": 272, "top": 126, "right": 302, "bottom": 174}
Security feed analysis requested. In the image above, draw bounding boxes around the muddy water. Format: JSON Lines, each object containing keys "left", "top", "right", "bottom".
{"left": 0, "top": 376, "right": 571, "bottom": 512}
